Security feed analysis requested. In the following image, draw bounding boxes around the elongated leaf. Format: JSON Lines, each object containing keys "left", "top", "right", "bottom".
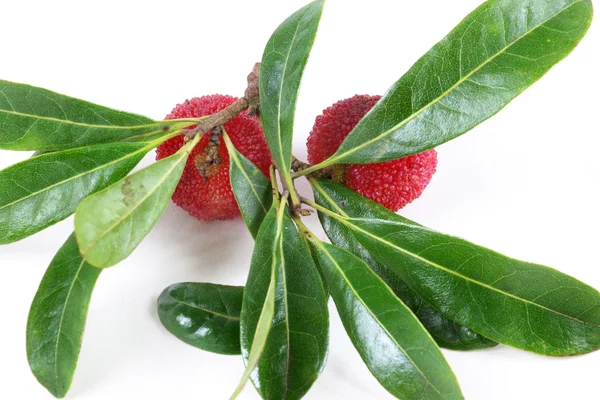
{"left": 319, "top": 0, "right": 593, "bottom": 166}
{"left": 231, "top": 204, "right": 280, "bottom": 399}
{"left": 260, "top": 0, "right": 325, "bottom": 177}
{"left": 158, "top": 282, "right": 243, "bottom": 355}
{"left": 223, "top": 131, "right": 273, "bottom": 238}
{"left": 309, "top": 239, "right": 462, "bottom": 399}
{"left": 0, "top": 80, "right": 194, "bottom": 151}
{"left": 241, "top": 205, "right": 329, "bottom": 400}
{"left": 311, "top": 183, "right": 600, "bottom": 356}
{"left": 312, "top": 179, "right": 496, "bottom": 351}
{"left": 0, "top": 142, "right": 150, "bottom": 245}
{"left": 75, "top": 137, "right": 199, "bottom": 268}
{"left": 27, "top": 233, "right": 102, "bottom": 398}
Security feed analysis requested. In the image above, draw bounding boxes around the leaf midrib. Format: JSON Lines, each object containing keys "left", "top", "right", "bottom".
{"left": 52, "top": 258, "right": 86, "bottom": 393}
{"left": 340, "top": 217, "right": 600, "bottom": 328}
{"left": 0, "top": 108, "right": 165, "bottom": 130}
{"left": 315, "top": 240, "right": 445, "bottom": 398}
{"left": 172, "top": 298, "right": 241, "bottom": 321}
{"left": 328, "top": 0, "right": 584, "bottom": 165}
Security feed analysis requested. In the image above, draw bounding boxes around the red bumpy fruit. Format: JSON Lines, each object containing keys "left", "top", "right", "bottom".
{"left": 156, "top": 95, "right": 271, "bottom": 221}
{"left": 307, "top": 94, "right": 437, "bottom": 211}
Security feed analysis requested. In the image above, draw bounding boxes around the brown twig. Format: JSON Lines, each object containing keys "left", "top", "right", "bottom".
{"left": 291, "top": 156, "right": 333, "bottom": 180}
{"left": 185, "top": 63, "right": 261, "bottom": 139}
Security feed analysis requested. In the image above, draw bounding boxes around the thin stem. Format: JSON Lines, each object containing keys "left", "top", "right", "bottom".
{"left": 291, "top": 160, "right": 333, "bottom": 179}
{"left": 185, "top": 63, "right": 261, "bottom": 139}
{"left": 270, "top": 164, "right": 280, "bottom": 203}
{"left": 283, "top": 173, "right": 302, "bottom": 210}
{"left": 301, "top": 197, "right": 346, "bottom": 221}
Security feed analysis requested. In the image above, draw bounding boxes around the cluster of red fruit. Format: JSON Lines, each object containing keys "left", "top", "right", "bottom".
{"left": 156, "top": 94, "right": 438, "bottom": 220}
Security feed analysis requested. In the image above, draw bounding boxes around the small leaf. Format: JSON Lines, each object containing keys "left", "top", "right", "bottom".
{"left": 75, "top": 136, "right": 199, "bottom": 268}
{"left": 312, "top": 179, "right": 496, "bottom": 351}
{"left": 0, "top": 142, "right": 150, "bottom": 245}
{"left": 260, "top": 0, "right": 325, "bottom": 178}
{"left": 223, "top": 130, "right": 273, "bottom": 238}
{"left": 309, "top": 239, "right": 463, "bottom": 400}
{"left": 158, "top": 283, "right": 243, "bottom": 355}
{"left": 231, "top": 204, "right": 281, "bottom": 399}
{"left": 311, "top": 182, "right": 600, "bottom": 356}
{"left": 27, "top": 233, "right": 102, "bottom": 398}
{"left": 242, "top": 207, "right": 329, "bottom": 400}
{"left": 317, "top": 0, "right": 593, "bottom": 167}
{"left": 0, "top": 80, "right": 194, "bottom": 151}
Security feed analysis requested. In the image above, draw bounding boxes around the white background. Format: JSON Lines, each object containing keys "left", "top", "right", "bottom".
{"left": 0, "top": 0, "right": 599, "bottom": 399}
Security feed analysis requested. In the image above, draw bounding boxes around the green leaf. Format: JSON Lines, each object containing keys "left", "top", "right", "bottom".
{"left": 223, "top": 130, "right": 273, "bottom": 238}
{"left": 312, "top": 179, "right": 496, "bottom": 351}
{"left": 309, "top": 239, "right": 462, "bottom": 400}
{"left": 0, "top": 142, "right": 150, "bottom": 245}
{"left": 231, "top": 204, "right": 280, "bottom": 399}
{"left": 0, "top": 80, "right": 194, "bottom": 151}
{"left": 239, "top": 202, "right": 329, "bottom": 400}
{"left": 316, "top": 0, "right": 593, "bottom": 167}
{"left": 74, "top": 136, "right": 199, "bottom": 268}
{"left": 259, "top": 0, "right": 325, "bottom": 178}
{"left": 310, "top": 182, "right": 600, "bottom": 356}
{"left": 27, "top": 233, "right": 102, "bottom": 398}
{"left": 157, "top": 282, "right": 243, "bottom": 355}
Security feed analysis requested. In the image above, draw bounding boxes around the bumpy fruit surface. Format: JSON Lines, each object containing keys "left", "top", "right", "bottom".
{"left": 307, "top": 94, "right": 437, "bottom": 211}
{"left": 156, "top": 95, "right": 271, "bottom": 221}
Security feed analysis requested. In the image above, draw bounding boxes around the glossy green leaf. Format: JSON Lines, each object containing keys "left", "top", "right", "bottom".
{"left": 260, "top": 0, "right": 325, "bottom": 178}
{"left": 310, "top": 182, "right": 600, "bottom": 356}
{"left": 75, "top": 136, "right": 199, "bottom": 268}
{"left": 27, "top": 233, "right": 102, "bottom": 398}
{"left": 316, "top": 0, "right": 593, "bottom": 167}
{"left": 240, "top": 203, "right": 329, "bottom": 400}
{"left": 312, "top": 179, "right": 496, "bottom": 351}
{"left": 309, "top": 239, "right": 462, "bottom": 400}
{"left": 0, "top": 80, "right": 195, "bottom": 151}
{"left": 231, "top": 204, "right": 280, "bottom": 399}
{"left": 223, "top": 131, "right": 273, "bottom": 238}
{"left": 158, "top": 282, "right": 243, "bottom": 355}
{"left": 0, "top": 142, "right": 150, "bottom": 245}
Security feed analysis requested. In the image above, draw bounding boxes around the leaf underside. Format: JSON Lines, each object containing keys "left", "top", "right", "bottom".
{"left": 75, "top": 144, "right": 193, "bottom": 268}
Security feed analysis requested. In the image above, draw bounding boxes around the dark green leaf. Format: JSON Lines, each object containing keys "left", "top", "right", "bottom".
{"left": 310, "top": 182, "right": 600, "bottom": 356}
{"left": 223, "top": 130, "right": 273, "bottom": 238}
{"left": 312, "top": 179, "right": 496, "bottom": 351}
{"left": 231, "top": 204, "right": 280, "bottom": 399}
{"left": 158, "top": 282, "right": 243, "bottom": 355}
{"left": 75, "top": 136, "right": 199, "bottom": 268}
{"left": 259, "top": 0, "right": 325, "bottom": 179}
{"left": 316, "top": 0, "right": 593, "bottom": 167}
{"left": 0, "top": 80, "right": 195, "bottom": 151}
{"left": 241, "top": 203, "right": 329, "bottom": 400}
{"left": 0, "top": 142, "right": 150, "bottom": 245}
{"left": 309, "top": 239, "right": 462, "bottom": 400}
{"left": 27, "top": 233, "right": 101, "bottom": 398}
